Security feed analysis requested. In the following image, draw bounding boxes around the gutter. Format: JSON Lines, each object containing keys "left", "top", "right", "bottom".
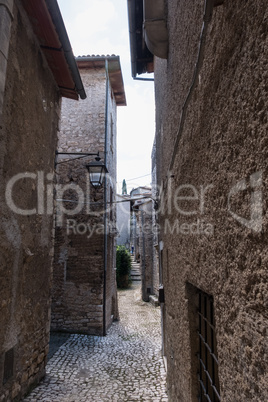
{"left": 76, "top": 55, "right": 120, "bottom": 64}
{"left": 102, "top": 59, "right": 109, "bottom": 336}
{"left": 143, "top": 0, "right": 169, "bottom": 59}
{"left": 45, "top": 0, "right": 86, "bottom": 100}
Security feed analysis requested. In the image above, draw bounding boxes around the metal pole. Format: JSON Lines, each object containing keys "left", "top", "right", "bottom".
{"left": 141, "top": 211, "right": 146, "bottom": 301}
{"left": 56, "top": 151, "right": 99, "bottom": 156}
{"left": 102, "top": 58, "right": 109, "bottom": 336}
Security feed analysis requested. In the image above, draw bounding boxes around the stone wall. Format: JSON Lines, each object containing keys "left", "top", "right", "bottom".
{"left": 58, "top": 69, "right": 106, "bottom": 155}
{"left": 0, "top": 1, "right": 60, "bottom": 400}
{"left": 51, "top": 65, "right": 118, "bottom": 336}
{"left": 154, "top": 0, "right": 268, "bottom": 400}
{"left": 151, "top": 139, "right": 160, "bottom": 296}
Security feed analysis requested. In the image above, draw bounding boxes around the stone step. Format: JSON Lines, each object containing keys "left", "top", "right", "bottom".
{"left": 131, "top": 258, "right": 141, "bottom": 282}
{"left": 131, "top": 269, "right": 141, "bottom": 282}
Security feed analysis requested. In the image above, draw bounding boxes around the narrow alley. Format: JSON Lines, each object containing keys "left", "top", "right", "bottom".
{"left": 23, "top": 284, "right": 168, "bottom": 402}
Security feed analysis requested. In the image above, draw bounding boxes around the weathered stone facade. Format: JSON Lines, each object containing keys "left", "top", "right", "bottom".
{"left": 51, "top": 57, "right": 126, "bottom": 336}
{"left": 0, "top": 1, "right": 83, "bottom": 400}
{"left": 153, "top": 1, "right": 268, "bottom": 401}
{"left": 128, "top": 0, "right": 268, "bottom": 400}
{"left": 130, "top": 187, "right": 160, "bottom": 302}
{"left": 151, "top": 139, "right": 160, "bottom": 297}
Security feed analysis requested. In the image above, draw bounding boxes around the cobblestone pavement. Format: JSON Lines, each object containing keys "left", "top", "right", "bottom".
{"left": 23, "top": 284, "right": 168, "bottom": 401}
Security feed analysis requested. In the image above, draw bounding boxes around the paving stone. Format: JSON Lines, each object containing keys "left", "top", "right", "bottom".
{"left": 23, "top": 284, "right": 168, "bottom": 401}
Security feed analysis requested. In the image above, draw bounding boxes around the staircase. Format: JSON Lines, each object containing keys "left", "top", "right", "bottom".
{"left": 130, "top": 256, "right": 141, "bottom": 283}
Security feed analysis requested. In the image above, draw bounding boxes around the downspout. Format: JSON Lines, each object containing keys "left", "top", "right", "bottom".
{"left": 103, "top": 58, "right": 109, "bottom": 336}
{"left": 141, "top": 210, "right": 147, "bottom": 301}
{"left": 0, "top": 0, "right": 14, "bottom": 118}
{"left": 134, "top": 211, "right": 137, "bottom": 261}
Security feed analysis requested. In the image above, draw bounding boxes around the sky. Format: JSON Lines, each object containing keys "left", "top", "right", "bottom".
{"left": 57, "top": 0, "right": 155, "bottom": 194}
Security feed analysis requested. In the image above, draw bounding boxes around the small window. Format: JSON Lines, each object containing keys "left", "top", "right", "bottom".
{"left": 3, "top": 348, "right": 14, "bottom": 384}
{"left": 187, "top": 284, "right": 220, "bottom": 401}
{"left": 198, "top": 290, "right": 221, "bottom": 401}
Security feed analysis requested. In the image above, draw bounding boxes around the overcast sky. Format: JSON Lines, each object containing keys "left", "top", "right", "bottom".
{"left": 57, "top": 0, "right": 155, "bottom": 194}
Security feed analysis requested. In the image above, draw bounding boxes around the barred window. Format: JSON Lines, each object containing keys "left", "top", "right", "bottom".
{"left": 198, "top": 290, "right": 220, "bottom": 402}
{"left": 3, "top": 348, "right": 14, "bottom": 384}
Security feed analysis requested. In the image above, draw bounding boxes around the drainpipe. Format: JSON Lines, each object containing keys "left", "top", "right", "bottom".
{"left": 0, "top": 0, "right": 14, "bottom": 118}
{"left": 103, "top": 59, "right": 109, "bottom": 336}
{"left": 133, "top": 212, "right": 137, "bottom": 261}
{"left": 141, "top": 210, "right": 147, "bottom": 301}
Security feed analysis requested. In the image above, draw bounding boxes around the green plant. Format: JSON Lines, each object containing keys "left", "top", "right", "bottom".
{"left": 116, "top": 245, "right": 132, "bottom": 288}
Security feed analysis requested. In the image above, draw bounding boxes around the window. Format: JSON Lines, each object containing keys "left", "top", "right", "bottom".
{"left": 187, "top": 284, "right": 220, "bottom": 402}
{"left": 198, "top": 290, "right": 220, "bottom": 402}
{"left": 3, "top": 348, "right": 14, "bottom": 384}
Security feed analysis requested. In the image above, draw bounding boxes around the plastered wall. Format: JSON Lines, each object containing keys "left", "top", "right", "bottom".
{"left": 154, "top": 1, "right": 268, "bottom": 400}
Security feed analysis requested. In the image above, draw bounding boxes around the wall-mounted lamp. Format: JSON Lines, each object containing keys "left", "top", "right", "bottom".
{"left": 55, "top": 151, "right": 108, "bottom": 188}
{"left": 86, "top": 156, "right": 108, "bottom": 188}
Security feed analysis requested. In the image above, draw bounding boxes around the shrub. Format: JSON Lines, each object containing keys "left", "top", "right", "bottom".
{"left": 116, "top": 245, "right": 132, "bottom": 288}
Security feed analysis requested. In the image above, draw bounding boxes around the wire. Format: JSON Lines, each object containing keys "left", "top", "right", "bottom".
{"left": 118, "top": 173, "right": 151, "bottom": 183}
{"left": 55, "top": 195, "right": 154, "bottom": 205}
{"left": 169, "top": 0, "right": 214, "bottom": 172}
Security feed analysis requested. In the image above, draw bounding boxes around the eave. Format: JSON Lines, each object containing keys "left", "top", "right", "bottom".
{"left": 21, "top": 0, "right": 86, "bottom": 100}
{"left": 76, "top": 56, "right": 127, "bottom": 106}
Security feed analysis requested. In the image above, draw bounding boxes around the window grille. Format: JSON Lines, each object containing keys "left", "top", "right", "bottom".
{"left": 198, "top": 291, "right": 220, "bottom": 402}
{"left": 3, "top": 348, "right": 14, "bottom": 384}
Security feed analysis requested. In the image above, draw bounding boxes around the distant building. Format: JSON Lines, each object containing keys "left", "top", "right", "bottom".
{"left": 51, "top": 55, "right": 126, "bottom": 336}
{"left": 116, "top": 194, "right": 131, "bottom": 248}
{"left": 130, "top": 187, "right": 160, "bottom": 302}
